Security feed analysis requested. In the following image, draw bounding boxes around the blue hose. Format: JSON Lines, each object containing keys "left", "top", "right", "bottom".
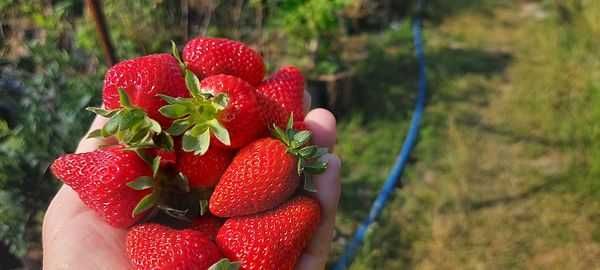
{"left": 331, "top": 2, "right": 427, "bottom": 269}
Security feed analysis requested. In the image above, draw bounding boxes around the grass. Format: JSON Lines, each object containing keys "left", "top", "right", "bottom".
{"left": 332, "top": 0, "right": 600, "bottom": 269}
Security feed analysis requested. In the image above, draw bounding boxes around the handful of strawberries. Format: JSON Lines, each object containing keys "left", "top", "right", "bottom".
{"left": 50, "top": 37, "right": 329, "bottom": 270}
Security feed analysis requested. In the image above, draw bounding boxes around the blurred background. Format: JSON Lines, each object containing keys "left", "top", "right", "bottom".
{"left": 1, "top": 0, "right": 600, "bottom": 269}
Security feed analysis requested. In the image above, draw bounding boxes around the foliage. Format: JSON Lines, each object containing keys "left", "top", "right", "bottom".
{"left": 0, "top": 0, "right": 101, "bottom": 257}
{"left": 267, "top": 0, "right": 351, "bottom": 75}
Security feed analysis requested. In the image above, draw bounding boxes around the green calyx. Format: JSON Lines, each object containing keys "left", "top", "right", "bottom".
{"left": 87, "top": 89, "right": 174, "bottom": 151}
{"left": 159, "top": 42, "right": 231, "bottom": 156}
{"left": 272, "top": 115, "right": 329, "bottom": 192}
{"left": 127, "top": 156, "right": 195, "bottom": 219}
{"left": 208, "top": 258, "right": 241, "bottom": 270}
{"left": 126, "top": 155, "right": 162, "bottom": 217}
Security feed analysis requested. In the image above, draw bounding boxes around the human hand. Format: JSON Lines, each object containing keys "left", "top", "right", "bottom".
{"left": 43, "top": 101, "right": 341, "bottom": 270}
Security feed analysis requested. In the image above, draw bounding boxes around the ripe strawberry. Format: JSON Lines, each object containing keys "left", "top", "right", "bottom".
{"left": 103, "top": 53, "right": 189, "bottom": 128}
{"left": 256, "top": 66, "right": 306, "bottom": 129}
{"left": 216, "top": 196, "right": 321, "bottom": 270}
{"left": 159, "top": 74, "right": 264, "bottom": 154}
{"left": 177, "top": 146, "right": 234, "bottom": 188}
{"left": 191, "top": 215, "right": 225, "bottom": 241}
{"left": 209, "top": 119, "right": 327, "bottom": 217}
{"left": 126, "top": 223, "right": 225, "bottom": 270}
{"left": 183, "top": 37, "right": 265, "bottom": 86}
{"left": 50, "top": 146, "right": 153, "bottom": 228}
{"left": 87, "top": 53, "right": 186, "bottom": 150}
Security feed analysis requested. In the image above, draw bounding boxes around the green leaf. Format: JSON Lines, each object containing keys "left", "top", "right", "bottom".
{"left": 303, "top": 161, "right": 328, "bottom": 174}
{"left": 315, "top": 147, "right": 328, "bottom": 158}
{"left": 297, "top": 145, "right": 317, "bottom": 158}
{"left": 158, "top": 94, "right": 182, "bottom": 104}
{"left": 132, "top": 193, "right": 156, "bottom": 217}
{"left": 207, "top": 119, "right": 231, "bottom": 146}
{"left": 292, "top": 130, "right": 312, "bottom": 148}
{"left": 159, "top": 104, "right": 190, "bottom": 118}
{"left": 119, "top": 110, "right": 145, "bottom": 131}
{"left": 87, "top": 129, "right": 103, "bottom": 139}
{"left": 148, "top": 118, "right": 162, "bottom": 133}
{"left": 185, "top": 69, "right": 202, "bottom": 97}
{"left": 166, "top": 118, "right": 192, "bottom": 136}
{"left": 151, "top": 156, "right": 161, "bottom": 178}
{"left": 127, "top": 176, "right": 154, "bottom": 190}
{"left": 118, "top": 88, "right": 132, "bottom": 107}
{"left": 86, "top": 107, "right": 118, "bottom": 118}
{"left": 182, "top": 128, "right": 211, "bottom": 155}
{"left": 272, "top": 125, "right": 289, "bottom": 145}
{"left": 208, "top": 258, "right": 241, "bottom": 270}
{"left": 103, "top": 112, "right": 122, "bottom": 135}
{"left": 199, "top": 199, "right": 209, "bottom": 216}
{"left": 171, "top": 40, "right": 185, "bottom": 69}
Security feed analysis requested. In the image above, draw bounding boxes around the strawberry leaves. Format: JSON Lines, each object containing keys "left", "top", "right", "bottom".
{"left": 87, "top": 89, "right": 174, "bottom": 151}
{"left": 160, "top": 43, "right": 231, "bottom": 155}
{"left": 127, "top": 155, "right": 162, "bottom": 217}
{"left": 272, "top": 115, "right": 329, "bottom": 191}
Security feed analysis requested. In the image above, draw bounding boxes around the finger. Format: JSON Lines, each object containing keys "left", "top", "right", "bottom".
{"left": 296, "top": 153, "right": 341, "bottom": 270}
{"left": 304, "top": 108, "right": 336, "bottom": 149}
{"left": 304, "top": 90, "right": 311, "bottom": 112}
{"left": 76, "top": 115, "right": 117, "bottom": 153}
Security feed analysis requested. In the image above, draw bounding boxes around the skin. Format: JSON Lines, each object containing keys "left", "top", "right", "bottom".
{"left": 43, "top": 95, "right": 341, "bottom": 270}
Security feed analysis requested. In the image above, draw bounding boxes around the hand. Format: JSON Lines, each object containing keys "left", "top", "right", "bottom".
{"left": 43, "top": 107, "right": 341, "bottom": 270}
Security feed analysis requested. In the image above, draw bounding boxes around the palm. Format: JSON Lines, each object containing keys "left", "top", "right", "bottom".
{"left": 43, "top": 186, "right": 130, "bottom": 269}
{"left": 43, "top": 108, "right": 340, "bottom": 270}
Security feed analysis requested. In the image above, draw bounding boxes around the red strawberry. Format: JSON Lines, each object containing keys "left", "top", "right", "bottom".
{"left": 159, "top": 74, "right": 264, "bottom": 154}
{"left": 50, "top": 146, "right": 153, "bottom": 228}
{"left": 103, "top": 53, "right": 188, "bottom": 128}
{"left": 200, "top": 75, "right": 264, "bottom": 148}
{"left": 209, "top": 121, "right": 327, "bottom": 217}
{"left": 256, "top": 66, "right": 305, "bottom": 129}
{"left": 183, "top": 37, "right": 265, "bottom": 86}
{"left": 216, "top": 196, "right": 321, "bottom": 270}
{"left": 126, "top": 223, "right": 224, "bottom": 270}
{"left": 177, "top": 146, "right": 234, "bottom": 188}
{"left": 191, "top": 215, "right": 225, "bottom": 241}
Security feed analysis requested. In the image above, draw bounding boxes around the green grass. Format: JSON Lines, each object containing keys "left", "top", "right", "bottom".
{"left": 332, "top": 0, "right": 600, "bottom": 269}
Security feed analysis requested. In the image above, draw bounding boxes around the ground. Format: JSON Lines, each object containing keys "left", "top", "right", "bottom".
{"left": 333, "top": 1, "right": 600, "bottom": 269}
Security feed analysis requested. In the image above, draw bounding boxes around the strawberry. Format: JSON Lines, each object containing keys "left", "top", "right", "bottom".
{"left": 177, "top": 146, "right": 234, "bottom": 188}
{"left": 209, "top": 119, "right": 327, "bottom": 217}
{"left": 103, "top": 53, "right": 188, "bottom": 128}
{"left": 159, "top": 74, "right": 264, "bottom": 154}
{"left": 183, "top": 37, "right": 265, "bottom": 86}
{"left": 126, "top": 223, "right": 230, "bottom": 270}
{"left": 87, "top": 54, "right": 186, "bottom": 150}
{"left": 216, "top": 196, "right": 321, "bottom": 270}
{"left": 50, "top": 145, "right": 155, "bottom": 228}
{"left": 191, "top": 215, "right": 225, "bottom": 241}
{"left": 256, "top": 66, "right": 306, "bottom": 129}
